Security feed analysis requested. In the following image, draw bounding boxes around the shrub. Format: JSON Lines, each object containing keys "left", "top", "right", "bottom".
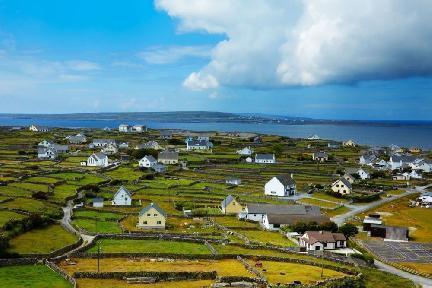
{"left": 168, "top": 138, "right": 184, "bottom": 145}
{"left": 338, "top": 223, "right": 358, "bottom": 237}
{"left": 32, "top": 191, "right": 48, "bottom": 200}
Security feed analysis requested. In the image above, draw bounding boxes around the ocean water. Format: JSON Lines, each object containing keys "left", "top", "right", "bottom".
{"left": 0, "top": 117, "right": 431, "bottom": 149}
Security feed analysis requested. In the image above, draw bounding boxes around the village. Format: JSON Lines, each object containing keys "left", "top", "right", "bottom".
{"left": 0, "top": 124, "right": 431, "bottom": 288}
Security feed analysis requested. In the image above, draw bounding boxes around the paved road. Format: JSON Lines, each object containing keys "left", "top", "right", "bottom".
{"left": 374, "top": 260, "right": 432, "bottom": 288}
{"left": 331, "top": 185, "right": 429, "bottom": 226}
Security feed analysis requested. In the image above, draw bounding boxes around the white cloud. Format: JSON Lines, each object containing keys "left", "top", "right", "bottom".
{"left": 138, "top": 45, "right": 212, "bottom": 64}
{"left": 183, "top": 71, "right": 219, "bottom": 90}
{"left": 156, "top": 0, "right": 432, "bottom": 89}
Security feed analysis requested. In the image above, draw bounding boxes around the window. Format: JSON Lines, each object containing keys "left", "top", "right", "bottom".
{"left": 154, "top": 214, "right": 158, "bottom": 216}
{"left": 147, "top": 214, "right": 151, "bottom": 216}
{"left": 143, "top": 221, "right": 147, "bottom": 224}
{"left": 157, "top": 221, "right": 162, "bottom": 225}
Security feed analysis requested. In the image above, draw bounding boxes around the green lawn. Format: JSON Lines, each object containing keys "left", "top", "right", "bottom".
{"left": 361, "top": 267, "right": 416, "bottom": 288}
{"left": 234, "top": 229, "right": 296, "bottom": 246}
{"left": 86, "top": 239, "right": 211, "bottom": 254}
{"left": 297, "top": 197, "right": 339, "bottom": 209}
{"left": 0, "top": 264, "right": 72, "bottom": 288}
{"left": 0, "top": 210, "right": 27, "bottom": 228}
{"left": 73, "top": 210, "right": 124, "bottom": 220}
{"left": 7, "top": 224, "right": 78, "bottom": 254}
{"left": 73, "top": 218, "right": 122, "bottom": 234}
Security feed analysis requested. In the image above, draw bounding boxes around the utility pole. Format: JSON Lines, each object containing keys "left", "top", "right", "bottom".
{"left": 97, "top": 240, "right": 101, "bottom": 273}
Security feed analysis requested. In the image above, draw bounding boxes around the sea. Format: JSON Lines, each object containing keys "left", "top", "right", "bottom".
{"left": 0, "top": 116, "right": 431, "bottom": 149}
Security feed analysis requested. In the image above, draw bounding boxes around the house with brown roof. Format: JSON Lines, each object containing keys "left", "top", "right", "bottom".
{"left": 300, "top": 231, "right": 347, "bottom": 251}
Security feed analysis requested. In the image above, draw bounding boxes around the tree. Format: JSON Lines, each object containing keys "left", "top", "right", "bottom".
{"left": 128, "top": 148, "right": 158, "bottom": 159}
{"left": 338, "top": 223, "right": 358, "bottom": 237}
{"left": 272, "top": 143, "right": 283, "bottom": 157}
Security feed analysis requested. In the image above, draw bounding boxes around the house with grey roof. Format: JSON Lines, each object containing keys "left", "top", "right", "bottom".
{"left": 241, "top": 203, "right": 320, "bottom": 223}
{"left": 346, "top": 167, "right": 370, "bottom": 180}
{"left": 389, "top": 154, "right": 420, "bottom": 170}
{"left": 92, "top": 197, "right": 104, "bottom": 208}
{"left": 67, "top": 133, "right": 87, "bottom": 144}
{"left": 255, "top": 153, "right": 275, "bottom": 164}
{"left": 312, "top": 151, "right": 328, "bottom": 162}
{"left": 331, "top": 177, "right": 352, "bottom": 195}
{"left": 38, "top": 147, "right": 58, "bottom": 160}
{"left": 264, "top": 174, "right": 296, "bottom": 197}
{"left": 158, "top": 150, "right": 179, "bottom": 164}
{"left": 226, "top": 177, "right": 241, "bottom": 186}
{"left": 112, "top": 186, "right": 132, "bottom": 206}
{"left": 186, "top": 139, "right": 213, "bottom": 150}
{"left": 221, "top": 195, "right": 243, "bottom": 214}
{"left": 152, "top": 163, "right": 167, "bottom": 173}
{"left": 138, "top": 202, "right": 166, "bottom": 229}
{"left": 86, "top": 152, "right": 109, "bottom": 167}
{"left": 29, "top": 125, "right": 50, "bottom": 132}
{"left": 136, "top": 141, "right": 162, "bottom": 150}
{"left": 160, "top": 130, "right": 173, "bottom": 139}
{"left": 90, "top": 139, "right": 116, "bottom": 148}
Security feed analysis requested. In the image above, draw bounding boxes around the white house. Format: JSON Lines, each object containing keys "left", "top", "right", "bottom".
{"left": 359, "top": 154, "right": 377, "bottom": 166}
{"left": 255, "top": 154, "right": 276, "bottom": 164}
{"left": 38, "top": 140, "right": 54, "bottom": 148}
{"left": 118, "top": 142, "right": 129, "bottom": 149}
{"left": 67, "top": 134, "right": 87, "bottom": 144}
{"left": 186, "top": 140, "right": 213, "bottom": 150}
{"left": 331, "top": 178, "right": 352, "bottom": 195}
{"left": 389, "top": 155, "right": 418, "bottom": 170}
{"left": 226, "top": 178, "right": 241, "bottom": 185}
{"left": 299, "top": 231, "right": 347, "bottom": 251}
{"left": 342, "top": 139, "right": 356, "bottom": 147}
{"left": 37, "top": 147, "right": 58, "bottom": 160}
{"left": 29, "top": 125, "right": 50, "bottom": 132}
{"left": 312, "top": 151, "right": 328, "bottom": 162}
{"left": 139, "top": 155, "right": 157, "bottom": 168}
{"left": 112, "top": 186, "right": 132, "bottom": 206}
{"left": 410, "top": 159, "right": 432, "bottom": 173}
{"left": 92, "top": 198, "right": 104, "bottom": 208}
{"left": 346, "top": 168, "right": 370, "bottom": 180}
{"left": 132, "top": 125, "right": 146, "bottom": 133}
{"left": 119, "top": 124, "right": 130, "bottom": 132}
{"left": 90, "top": 139, "right": 116, "bottom": 148}
{"left": 87, "top": 153, "right": 109, "bottom": 167}
{"left": 264, "top": 174, "right": 296, "bottom": 197}
{"left": 158, "top": 150, "right": 179, "bottom": 165}
{"left": 136, "top": 141, "right": 162, "bottom": 150}
{"left": 237, "top": 146, "right": 253, "bottom": 156}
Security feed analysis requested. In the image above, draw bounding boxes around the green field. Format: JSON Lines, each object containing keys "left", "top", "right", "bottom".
{"left": 0, "top": 264, "right": 71, "bottom": 288}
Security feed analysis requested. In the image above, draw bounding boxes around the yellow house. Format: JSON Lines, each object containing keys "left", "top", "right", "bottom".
{"left": 137, "top": 202, "right": 166, "bottom": 229}
{"left": 221, "top": 195, "right": 243, "bottom": 214}
{"left": 331, "top": 178, "right": 352, "bottom": 195}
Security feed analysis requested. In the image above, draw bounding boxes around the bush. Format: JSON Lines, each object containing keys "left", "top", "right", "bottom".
{"left": 32, "top": 191, "right": 48, "bottom": 200}
{"left": 289, "top": 221, "right": 338, "bottom": 234}
{"left": 168, "top": 138, "right": 184, "bottom": 145}
{"left": 129, "top": 148, "right": 158, "bottom": 159}
{"left": 338, "top": 223, "right": 358, "bottom": 237}
{"left": 351, "top": 253, "right": 374, "bottom": 265}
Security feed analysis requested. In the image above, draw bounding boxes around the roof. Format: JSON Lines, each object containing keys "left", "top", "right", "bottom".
{"left": 302, "top": 231, "right": 346, "bottom": 244}
{"left": 247, "top": 204, "right": 320, "bottom": 216}
{"left": 221, "top": 195, "right": 236, "bottom": 208}
{"left": 371, "top": 224, "right": 408, "bottom": 241}
{"left": 255, "top": 153, "right": 274, "bottom": 160}
{"left": 187, "top": 140, "right": 211, "bottom": 147}
{"left": 158, "top": 150, "right": 178, "bottom": 160}
{"left": 93, "top": 152, "right": 107, "bottom": 160}
{"left": 139, "top": 202, "right": 166, "bottom": 217}
{"left": 266, "top": 214, "right": 330, "bottom": 225}
{"left": 114, "top": 186, "right": 132, "bottom": 198}
{"left": 93, "top": 139, "right": 115, "bottom": 144}
{"left": 391, "top": 155, "right": 418, "bottom": 163}
{"left": 363, "top": 217, "right": 383, "bottom": 225}
{"left": 334, "top": 177, "right": 352, "bottom": 189}
{"left": 274, "top": 174, "right": 295, "bottom": 186}
{"left": 314, "top": 151, "right": 328, "bottom": 158}
{"left": 93, "top": 198, "right": 104, "bottom": 203}
{"left": 142, "top": 155, "right": 156, "bottom": 162}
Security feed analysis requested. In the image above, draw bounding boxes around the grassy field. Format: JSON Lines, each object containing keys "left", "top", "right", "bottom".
{"left": 7, "top": 224, "right": 78, "bottom": 254}
{"left": 234, "top": 229, "right": 296, "bottom": 246}
{"left": 360, "top": 267, "right": 416, "bottom": 288}
{"left": 73, "top": 218, "right": 122, "bottom": 234}
{"left": 249, "top": 260, "right": 345, "bottom": 284}
{"left": 357, "top": 194, "right": 432, "bottom": 242}
{"left": 0, "top": 264, "right": 72, "bottom": 288}
{"left": 86, "top": 239, "right": 211, "bottom": 254}
{"left": 398, "top": 262, "right": 432, "bottom": 277}
{"left": 60, "top": 258, "right": 252, "bottom": 277}
{"left": 0, "top": 210, "right": 27, "bottom": 228}
{"left": 297, "top": 197, "right": 340, "bottom": 209}
{"left": 76, "top": 279, "right": 213, "bottom": 288}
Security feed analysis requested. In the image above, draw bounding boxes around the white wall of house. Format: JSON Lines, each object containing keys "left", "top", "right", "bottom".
{"left": 264, "top": 177, "right": 296, "bottom": 197}
{"left": 112, "top": 189, "right": 132, "bottom": 205}
{"left": 139, "top": 157, "right": 156, "bottom": 168}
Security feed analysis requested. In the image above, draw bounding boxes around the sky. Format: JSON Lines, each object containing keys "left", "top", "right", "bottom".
{"left": 0, "top": 0, "right": 431, "bottom": 120}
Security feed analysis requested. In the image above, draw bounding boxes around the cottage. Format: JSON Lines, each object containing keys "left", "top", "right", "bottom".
{"left": 90, "top": 139, "right": 116, "bottom": 148}
{"left": 359, "top": 154, "right": 377, "bottom": 166}
{"left": 312, "top": 151, "right": 328, "bottom": 162}
{"left": 38, "top": 140, "right": 54, "bottom": 148}
{"left": 264, "top": 174, "right": 296, "bottom": 197}
{"left": 389, "top": 155, "right": 418, "bottom": 170}
{"left": 196, "top": 134, "right": 210, "bottom": 141}
{"left": 221, "top": 195, "right": 243, "bottom": 214}
{"left": 226, "top": 178, "right": 241, "bottom": 186}
{"left": 139, "top": 155, "right": 157, "bottom": 168}
{"left": 103, "top": 127, "right": 111, "bottom": 131}
{"left": 300, "top": 231, "right": 347, "bottom": 251}
{"left": 255, "top": 154, "right": 275, "bottom": 164}
{"left": 186, "top": 140, "right": 213, "bottom": 150}
{"left": 136, "top": 141, "right": 162, "bottom": 150}
{"left": 342, "top": 139, "right": 356, "bottom": 147}
{"left": 132, "top": 125, "right": 146, "bottom": 133}
{"left": 241, "top": 203, "right": 321, "bottom": 223}
{"left": 327, "top": 142, "right": 340, "bottom": 149}
{"left": 410, "top": 159, "right": 432, "bottom": 173}
{"left": 102, "top": 143, "right": 118, "bottom": 155}
{"left": 37, "top": 147, "right": 58, "bottom": 160}
{"left": 393, "top": 173, "right": 410, "bottom": 181}
{"left": 253, "top": 136, "right": 262, "bottom": 144}
{"left": 112, "top": 186, "right": 132, "bottom": 206}
{"left": 67, "top": 134, "right": 87, "bottom": 144}
{"left": 160, "top": 130, "right": 173, "bottom": 139}
{"left": 307, "top": 134, "right": 320, "bottom": 140}
{"left": 158, "top": 150, "right": 179, "bottom": 165}
{"left": 237, "top": 146, "right": 253, "bottom": 156}
{"left": 29, "top": 125, "right": 50, "bottom": 132}
{"left": 346, "top": 168, "right": 370, "bottom": 180}
{"left": 92, "top": 198, "right": 104, "bottom": 208}
{"left": 137, "top": 202, "right": 166, "bottom": 229}
{"left": 331, "top": 178, "right": 352, "bottom": 195}
{"left": 87, "top": 153, "right": 109, "bottom": 167}
{"left": 263, "top": 214, "right": 330, "bottom": 231}
{"left": 245, "top": 157, "right": 253, "bottom": 163}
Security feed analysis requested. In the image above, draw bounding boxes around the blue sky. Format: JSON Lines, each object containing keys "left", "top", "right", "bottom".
{"left": 0, "top": 0, "right": 431, "bottom": 120}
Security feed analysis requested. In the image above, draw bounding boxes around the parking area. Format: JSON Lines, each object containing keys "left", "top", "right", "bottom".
{"left": 363, "top": 240, "right": 432, "bottom": 263}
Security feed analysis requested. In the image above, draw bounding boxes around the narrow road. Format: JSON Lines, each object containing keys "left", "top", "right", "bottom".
{"left": 374, "top": 260, "right": 432, "bottom": 288}
{"left": 331, "top": 185, "right": 429, "bottom": 226}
